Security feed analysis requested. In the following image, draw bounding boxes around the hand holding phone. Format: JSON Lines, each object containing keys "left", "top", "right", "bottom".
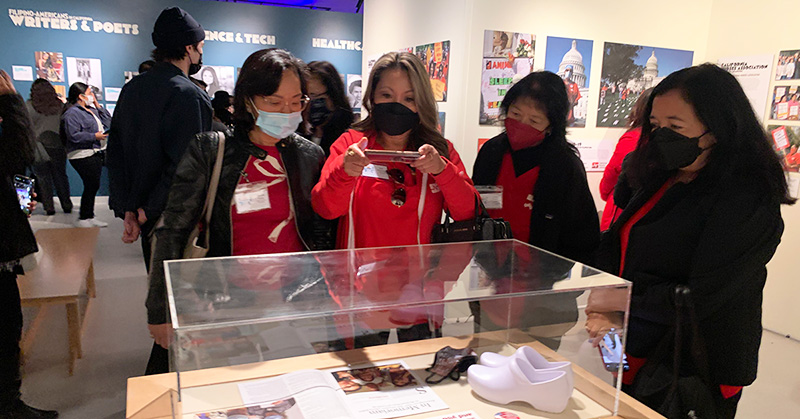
{"left": 598, "top": 331, "right": 629, "bottom": 372}
{"left": 14, "top": 175, "right": 35, "bottom": 215}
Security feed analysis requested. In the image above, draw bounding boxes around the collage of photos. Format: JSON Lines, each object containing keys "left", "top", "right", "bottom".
{"left": 415, "top": 40, "right": 450, "bottom": 102}
{"left": 776, "top": 49, "right": 800, "bottom": 80}
{"left": 770, "top": 125, "right": 800, "bottom": 172}
{"left": 771, "top": 85, "right": 800, "bottom": 120}
{"left": 193, "top": 397, "right": 302, "bottom": 419}
{"left": 332, "top": 364, "right": 418, "bottom": 395}
{"left": 479, "top": 30, "right": 535, "bottom": 126}
{"left": 544, "top": 37, "right": 593, "bottom": 128}
{"left": 597, "top": 42, "right": 693, "bottom": 127}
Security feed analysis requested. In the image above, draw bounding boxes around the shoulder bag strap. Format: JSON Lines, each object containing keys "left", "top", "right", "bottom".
{"left": 200, "top": 131, "right": 226, "bottom": 246}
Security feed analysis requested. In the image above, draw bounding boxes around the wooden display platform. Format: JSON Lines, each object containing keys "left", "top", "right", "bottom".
{"left": 18, "top": 227, "right": 99, "bottom": 375}
{"left": 127, "top": 333, "right": 663, "bottom": 419}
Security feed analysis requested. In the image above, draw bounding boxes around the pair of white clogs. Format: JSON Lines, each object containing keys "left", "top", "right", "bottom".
{"left": 467, "top": 346, "right": 574, "bottom": 413}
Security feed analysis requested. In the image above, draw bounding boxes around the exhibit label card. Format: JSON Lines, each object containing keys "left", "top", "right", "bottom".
{"left": 105, "top": 87, "right": 122, "bottom": 102}
{"left": 12, "top": 65, "right": 33, "bottom": 81}
{"left": 718, "top": 55, "right": 773, "bottom": 121}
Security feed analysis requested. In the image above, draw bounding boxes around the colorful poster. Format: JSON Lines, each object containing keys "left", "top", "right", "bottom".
{"left": 717, "top": 55, "right": 773, "bottom": 121}
{"left": 545, "top": 37, "right": 593, "bottom": 128}
{"left": 66, "top": 57, "right": 103, "bottom": 99}
{"left": 53, "top": 85, "right": 66, "bottom": 99}
{"left": 480, "top": 30, "right": 535, "bottom": 126}
{"left": 346, "top": 74, "right": 362, "bottom": 110}
{"left": 415, "top": 40, "right": 450, "bottom": 102}
{"left": 771, "top": 85, "right": 799, "bottom": 120}
{"left": 776, "top": 49, "right": 800, "bottom": 81}
{"left": 34, "top": 51, "right": 64, "bottom": 82}
{"left": 197, "top": 65, "right": 235, "bottom": 96}
{"left": 597, "top": 42, "right": 693, "bottom": 127}
{"left": 769, "top": 125, "right": 800, "bottom": 172}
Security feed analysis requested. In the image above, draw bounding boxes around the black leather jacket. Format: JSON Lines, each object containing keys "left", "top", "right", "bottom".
{"left": 146, "top": 127, "right": 335, "bottom": 324}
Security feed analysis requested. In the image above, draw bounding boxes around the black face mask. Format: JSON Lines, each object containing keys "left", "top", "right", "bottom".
{"left": 188, "top": 52, "right": 203, "bottom": 76}
{"left": 308, "top": 98, "right": 332, "bottom": 127}
{"left": 372, "top": 102, "right": 420, "bottom": 136}
{"left": 651, "top": 127, "right": 711, "bottom": 170}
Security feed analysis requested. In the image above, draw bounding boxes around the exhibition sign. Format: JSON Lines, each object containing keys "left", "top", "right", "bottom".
{"left": 718, "top": 55, "right": 773, "bottom": 121}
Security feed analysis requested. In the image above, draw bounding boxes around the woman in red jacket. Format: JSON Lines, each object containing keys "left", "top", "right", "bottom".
{"left": 599, "top": 88, "right": 652, "bottom": 230}
{"left": 312, "top": 52, "right": 476, "bottom": 249}
{"left": 311, "top": 52, "right": 476, "bottom": 346}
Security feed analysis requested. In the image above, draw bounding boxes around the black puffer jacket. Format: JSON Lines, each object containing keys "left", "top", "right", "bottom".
{"left": 146, "top": 127, "right": 335, "bottom": 324}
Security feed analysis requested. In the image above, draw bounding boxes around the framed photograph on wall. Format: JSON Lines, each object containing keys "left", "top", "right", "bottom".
{"left": 346, "top": 74, "right": 362, "bottom": 111}
{"left": 34, "top": 51, "right": 64, "bottom": 82}
{"left": 198, "top": 65, "right": 235, "bottom": 97}
{"left": 544, "top": 37, "right": 593, "bottom": 128}
{"left": 66, "top": 57, "right": 103, "bottom": 99}
{"left": 479, "top": 30, "right": 535, "bottom": 126}
{"left": 415, "top": 40, "right": 450, "bottom": 102}
{"left": 771, "top": 85, "right": 800, "bottom": 120}
{"left": 597, "top": 42, "right": 693, "bottom": 128}
{"left": 776, "top": 50, "right": 800, "bottom": 81}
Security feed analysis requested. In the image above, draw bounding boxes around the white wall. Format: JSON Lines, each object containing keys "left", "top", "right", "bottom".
{"left": 364, "top": 0, "right": 799, "bottom": 338}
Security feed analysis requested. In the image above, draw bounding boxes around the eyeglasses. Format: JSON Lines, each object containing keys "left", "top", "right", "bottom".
{"left": 262, "top": 95, "right": 310, "bottom": 112}
{"left": 387, "top": 168, "right": 406, "bottom": 207}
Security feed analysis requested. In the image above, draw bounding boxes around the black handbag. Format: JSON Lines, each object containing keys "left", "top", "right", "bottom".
{"left": 630, "top": 286, "right": 718, "bottom": 419}
{"left": 431, "top": 197, "right": 512, "bottom": 243}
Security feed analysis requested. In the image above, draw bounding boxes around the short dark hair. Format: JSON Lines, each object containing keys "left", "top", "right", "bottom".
{"left": 150, "top": 42, "right": 198, "bottom": 62}
{"left": 138, "top": 60, "right": 155, "bottom": 73}
{"left": 233, "top": 48, "right": 308, "bottom": 133}
{"left": 629, "top": 63, "right": 794, "bottom": 204}
{"left": 500, "top": 71, "right": 577, "bottom": 155}
{"left": 349, "top": 79, "right": 361, "bottom": 94}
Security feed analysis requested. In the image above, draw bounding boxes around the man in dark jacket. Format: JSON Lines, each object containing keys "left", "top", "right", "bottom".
{"left": 105, "top": 6, "right": 211, "bottom": 375}
{"left": 0, "top": 70, "right": 58, "bottom": 419}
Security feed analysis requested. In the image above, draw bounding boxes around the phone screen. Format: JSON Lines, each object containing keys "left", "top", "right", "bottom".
{"left": 598, "top": 332, "right": 629, "bottom": 372}
{"left": 14, "top": 175, "right": 35, "bottom": 215}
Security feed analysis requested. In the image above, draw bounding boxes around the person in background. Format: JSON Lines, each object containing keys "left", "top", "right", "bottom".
{"left": 138, "top": 60, "right": 155, "bottom": 74}
{"left": 599, "top": 88, "right": 652, "bottom": 230}
{"left": 106, "top": 6, "right": 211, "bottom": 375}
{"left": 0, "top": 69, "right": 59, "bottom": 419}
{"left": 60, "top": 82, "right": 110, "bottom": 228}
{"left": 26, "top": 78, "right": 72, "bottom": 215}
{"left": 586, "top": 64, "right": 792, "bottom": 417}
{"left": 301, "top": 61, "right": 353, "bottom": 155}
{"left": 210, "top": 90, "right": 233, "bottom": 132}
{"left": 312, "top": 52, "right": 477, "bottom": 346}
{"left": 147, "top": 48, "right": 333, "bottom": 368}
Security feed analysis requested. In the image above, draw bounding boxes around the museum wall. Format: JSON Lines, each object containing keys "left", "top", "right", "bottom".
{"left": 364, "top": 0, "right": 800, "bottom": 338}
{"left": 2, "top": 0, "right": 363, "bottom": 195}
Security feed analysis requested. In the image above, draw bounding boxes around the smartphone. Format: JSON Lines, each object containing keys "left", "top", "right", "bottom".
{"left": 598, "top": 331, "right": 629, "bottom": 372}
{"left": 364, "top": 149, "right": 421, "bottom": 164}
{"left": 14, "top": 175, "right": 35, "bottom": 215}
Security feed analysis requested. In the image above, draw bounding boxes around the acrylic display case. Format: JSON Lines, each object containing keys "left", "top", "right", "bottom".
{"left": 127, "top": 239, "right": 660, "bottom": 419}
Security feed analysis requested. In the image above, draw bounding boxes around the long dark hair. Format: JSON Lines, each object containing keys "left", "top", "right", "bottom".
{"left": 0, "top": 95, "right": 36, "bottom": 176}
{"left": 30, "top": 78, "right": 62, "bottom": 115}
{"left": 352, "top": 52, "right": 448, "bottom": 159}
{"left": 233, "top": 48, "right": 307, "bottom": 134}
{"left": 305, "top": 61, "right": 353, "bottom": 150}
{"left": 626, "top": 87, "right": 653, "bottom": 129}
{"left": 628, "top": 64, "right": 794, "bottom": 204}
{"left": 500, "top": 71, "right": 578, "bottom": 155}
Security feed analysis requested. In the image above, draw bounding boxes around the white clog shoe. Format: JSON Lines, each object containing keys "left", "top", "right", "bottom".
{"left": 480, "top": 345, "right": 574, "bottom": 392}
{"left": 467, "top": 357, "right": 571, "bottom": 413}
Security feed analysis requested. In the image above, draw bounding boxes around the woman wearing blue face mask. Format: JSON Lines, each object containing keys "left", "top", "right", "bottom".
{"left": 145, "top": 49, "right": 336, "bottom": 351}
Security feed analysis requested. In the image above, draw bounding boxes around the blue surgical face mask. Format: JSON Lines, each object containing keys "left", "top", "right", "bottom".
{"left": 251, "top": 99, "right": 302, "bottom": 139}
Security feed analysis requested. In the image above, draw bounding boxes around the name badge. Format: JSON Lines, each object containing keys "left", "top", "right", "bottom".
{"left": 360, "top": 164, "right": 389, "bottom": 180}
{"left": 234, "top": 181, "right": 271, "bottom": 214}
{"left": 476, "top": 185, "right": 503, "bottom": 210}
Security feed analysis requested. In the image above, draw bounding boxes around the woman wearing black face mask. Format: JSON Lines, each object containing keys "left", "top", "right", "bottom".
{"left": 586, "top": 64, "right": 793, "bottom": 418}
{"left": 299, "top": 61, "right": 353, "bottom": 156}
{"left": 311, "top": 52, "right": 477, "bottom": 347}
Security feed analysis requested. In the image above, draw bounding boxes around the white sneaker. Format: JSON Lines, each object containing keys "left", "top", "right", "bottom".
{"left": 480, "top": 345, "right": 574, "bottom": 391}
{"left": 89, "top": 218, "right": 108, "bottom": 227}
{"left": 74, "top": 219, "right": 94, "bottom": 228}
{"left": 468, "top": 357, "right": 571, "bottom": 413}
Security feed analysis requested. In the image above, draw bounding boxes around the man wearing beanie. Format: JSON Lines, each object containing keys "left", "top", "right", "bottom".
{"left": 106, "top": 6, "right": 211, "bottom": 375}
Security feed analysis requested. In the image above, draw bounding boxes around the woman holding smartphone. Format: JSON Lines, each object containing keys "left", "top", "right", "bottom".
{"left": 61, "top": 82, "right": 110, "bottom": 227}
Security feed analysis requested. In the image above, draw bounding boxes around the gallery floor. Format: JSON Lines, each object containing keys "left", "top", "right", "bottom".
{"left": 17, "top": 198, "right": 800, "bottom": 419}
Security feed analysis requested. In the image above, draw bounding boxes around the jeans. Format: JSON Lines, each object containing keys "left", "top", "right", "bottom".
{"left": 0, "top": 271, "right": 22, "bottom": 408}
{"left": 69, "top": 152, "right": 103, "bottom": 220}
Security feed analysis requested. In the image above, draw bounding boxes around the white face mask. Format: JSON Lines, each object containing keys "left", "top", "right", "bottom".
{"left": 250, "top": 99, "right": 302, "bottom": 139}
